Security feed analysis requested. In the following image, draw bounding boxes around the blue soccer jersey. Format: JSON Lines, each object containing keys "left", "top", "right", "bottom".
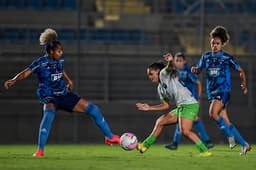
{"left": 196, "top": 50, "right": 241, "bottom": 99}
{"left": 28, "top": 54, "right": 68, "bottom": 103}
{"left": 178, "top": 65, "right": 199, "bottom": 100}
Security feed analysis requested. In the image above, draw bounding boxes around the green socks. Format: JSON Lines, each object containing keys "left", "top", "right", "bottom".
{"left": 196, "top": 140, "right": 208, "bottom": 152}
{"left": 143, "top": 135, "right": 156, "bottom": 148}
{"left": 143, "top": 135, "right": 207, "bottom": 152}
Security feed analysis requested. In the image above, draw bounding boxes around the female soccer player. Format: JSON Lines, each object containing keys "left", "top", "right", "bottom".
{"left": 136, "top": 53, "right": 212, "bottom": 157}
{"left": 4, "top": 28, "right": 120, "bottom": 157}
{"left": 191, "top": 26, "right": 251, "bottom": 156}
{"left": 164, "top": 52, "right": 213, "bottom": 150}
{"left": 171, "top": 53, "right": 236, "bottom": 149}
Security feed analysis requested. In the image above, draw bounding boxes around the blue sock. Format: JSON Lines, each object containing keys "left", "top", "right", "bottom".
{"left": 85, "top": 102, "right": 113, "bottom": 139}
{"left": 173, "top": 124, "right": 182, "bottom": 144}
{"left": 229, "top": 124, "right": 247, "bottom": 147}
{"left": 193, "top": 119, "right": 210, "bottom": 142}
{"left": 38, "top": 108, "right": 55, "bottom": 150}
{"left": 216, "top": 117, "right": 233, "bottom": 137}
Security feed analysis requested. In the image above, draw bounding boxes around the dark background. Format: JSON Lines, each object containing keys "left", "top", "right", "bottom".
{"left": 0, "top": 0, "right": 256, "bottom": 144}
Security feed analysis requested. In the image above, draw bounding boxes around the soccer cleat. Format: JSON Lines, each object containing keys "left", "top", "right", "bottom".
{"left": 105, "top": 134, "right": 120, "bottom": 145}
{"left": 164, "top": 143, "right": 178, "bottom": 150}
{"left": 240, "top": 145, "right": 251, "bottom": 156}
{"left": 198, "top": 151, "right": 213, "bottom": 157}
{"left": 205, "top": 141, "right": 214, "bottom": 149}
{"left": 32, "top": 149, "right": 44, "bottom": 157}
{"left": 137, "top": 143, "right": 147, "bottom": 153}
{"left": 228, "top": 136, "right": 237, "bottom": 149}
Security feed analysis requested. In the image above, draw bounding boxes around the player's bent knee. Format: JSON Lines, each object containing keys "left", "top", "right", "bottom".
{"left": 156, "top": 116, "right": 167, "bottom": 125}
{"left": 209, "top": 112, "right": 218, "bottom": 120}
{"left": 73, "top": 98, "right": 89, "bottom": 113}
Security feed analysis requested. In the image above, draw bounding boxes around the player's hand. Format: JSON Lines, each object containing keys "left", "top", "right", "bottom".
{"left": 163, "top": 53, "right": 173, "bottom": 62}
{"left": 66, "top": 80, "right": 74, "bottom": 91}
{"left": 4, "top": 79, "right": 16, "bottom": 90}
{"left": 191, "top": 66, "right": 200, "bottom": 74}
{"left": 136, "top": 103, "right": 150, "bottom": 111}
{"left": 241, "top": 83, "right": 248, "bottom": 94}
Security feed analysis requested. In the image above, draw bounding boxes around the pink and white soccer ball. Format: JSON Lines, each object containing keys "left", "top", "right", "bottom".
{"left": 120, "top": 132, "right": 138, "bottom": 151}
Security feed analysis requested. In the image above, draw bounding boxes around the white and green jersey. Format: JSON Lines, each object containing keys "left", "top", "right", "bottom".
{"left": 157, "top": 68, "right": 197, "bottom": 106}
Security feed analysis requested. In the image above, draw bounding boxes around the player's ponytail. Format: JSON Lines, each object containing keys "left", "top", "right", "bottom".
{"left": 210, "top": 26, "right": 230, "bottom": 44}
{"left": 39, "top": 28, "right": 61, "bottom": 54}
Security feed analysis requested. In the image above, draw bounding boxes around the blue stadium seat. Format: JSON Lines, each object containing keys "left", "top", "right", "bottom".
{"left": 79, "top": 29, "right": 89, "bottom": 42}
{"left": 112, "top": 30, "right": 129, "bottom": 44}
{"left": 0, "top": 28, "right": 148, "bottom": 45}
{"left": 171, "top": 0, "right": 256, "bottom": 15}
{"left": 63, "top": 0, "right": 77, "bottom": 10}
{"left": 29, "top": 29, "right": 40, "bottom": 43}
{"left": 58, "top": 29, "right": 76, "bottom": 41}
{"left": 174, "top": 0, "right": 185, "bottom": 13}
{"left": 6, "top": 0, "right": 25, "bottom": 9}
{"left": 0, "top": 0, "right": 25, "bottom": 9}
{"left": 95, "top": 29, "right": 111, "bottom": 43}
{"left": 79, "top": 29, "right": 111, "bottom": 44}
{"left": 3, "top": 29, "right": 20, "bottom": 42}
{"left": 44, "top": 0, "right": 61, "bottom": 10}
{"left": 0, "top": 0, "right": 7, "bottom": 8}
{"left": 87, "top": 29, "right": 99, "bottom": 43}
{"left": 174, "top": 0, "right": 196, "bottom": 13}
{"left": 225, "top": 2, "right": 236, "bottom": 14}
{"left": 27, "top": 0, "right": 42, "bottom": 9}
{"left": 129, "top": 30, "right": 144, "bottom": 44}
{"left": 248, "top": 1, "right": 256, "bottom": 14}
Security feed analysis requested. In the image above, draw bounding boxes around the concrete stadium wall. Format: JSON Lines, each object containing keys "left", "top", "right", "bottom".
{"left": 0, "top": 100, "right": 255, "bottom": 145}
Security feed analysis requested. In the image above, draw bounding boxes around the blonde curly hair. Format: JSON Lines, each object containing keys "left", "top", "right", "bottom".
{"left": 39, "top": 28, "right": 58, "bottom": 45}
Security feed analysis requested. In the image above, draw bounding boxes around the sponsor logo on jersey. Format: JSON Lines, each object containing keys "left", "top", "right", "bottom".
{"left": 51, "top": 73, "right": 63, "bottom": 81}
{"left": 208, "top": 68, "right": 221, "bottom": 77}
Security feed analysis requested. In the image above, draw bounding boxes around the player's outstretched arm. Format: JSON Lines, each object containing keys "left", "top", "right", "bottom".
{"left": 163, "top": 53, "right": 174, "bottom": 72}
{"left": 136, "top": 100, "right": 169, "bottom": 111}
{"left": 4, "top": 68, "right": 32, "bottom": 90}
{"left": 238, "top": 67, "right": 248, "bottom": 94}
{"left": 63, "top": 70, "right": 74, "bottom": 91}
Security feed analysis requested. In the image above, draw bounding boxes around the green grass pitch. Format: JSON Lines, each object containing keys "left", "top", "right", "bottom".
{"left": 0, "top": 144, "right": 255, "bottom": 170}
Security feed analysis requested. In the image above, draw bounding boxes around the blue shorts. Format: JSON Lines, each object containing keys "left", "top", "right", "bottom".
{"left": 41, "top": 92, "right": 81, "bottom": 112}
{"left": 209, "top": 92, "right": 230, "bottom": 106}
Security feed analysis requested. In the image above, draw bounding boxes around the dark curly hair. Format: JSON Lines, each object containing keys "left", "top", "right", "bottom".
{"left": 148, "top": 61, "right": 166, "bottom": 71}
{"left": 210, "top": 26, "right": 230, "bottom": 44}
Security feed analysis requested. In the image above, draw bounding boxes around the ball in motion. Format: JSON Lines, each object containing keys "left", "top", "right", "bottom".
{"left": 120, "top": 132, "right": 138, "bottom": 151}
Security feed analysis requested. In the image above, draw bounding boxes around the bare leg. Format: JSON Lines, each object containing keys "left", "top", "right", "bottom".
{"left": 220, "top": 108, "right": 231, "bottom": 125}
{"left": 209, "top": 100, "right": 224, "bottom": 120}
{"left": 151, "top": 112, "right": 177, "bottom": 138}
{"left": 180, "top": 118, "right": 209, "bottom": 153}
{"left": 180, "top": 118, "right": 199, "bottom": 143}
{"left": 139, "top": 112, "right": 177, "bottom": 151}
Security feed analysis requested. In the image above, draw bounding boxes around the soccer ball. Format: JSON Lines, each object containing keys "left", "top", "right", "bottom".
{"left": 120, "top": 132, "right": 138, "bottom": 151}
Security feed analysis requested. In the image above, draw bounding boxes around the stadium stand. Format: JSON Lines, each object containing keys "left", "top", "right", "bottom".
{"left": 0, "top": 0, "right": 77, "bottom": 10}
{"left": 0, "top": 28, "right": 148, "bottom": 45}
